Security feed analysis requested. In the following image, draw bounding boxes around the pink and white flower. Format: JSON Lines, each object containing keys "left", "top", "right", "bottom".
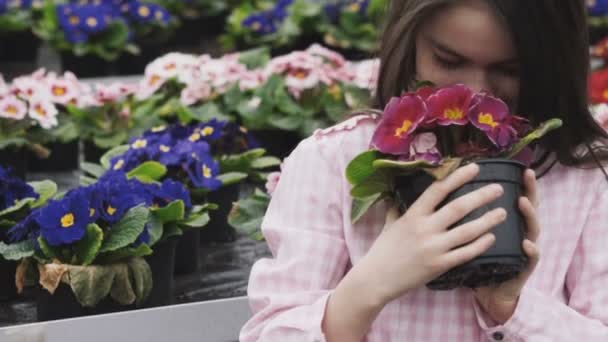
{"left": 409, "top": 133, "right": 442, "bottom": 164}
{"left": 47, "top": 78, "right": 79, "bottom": 106}
{"left": 306, "top": 43, "right": 346, "bottom": 68}
{"left": 239, "top": 69, "right": 268, "bottom": 91}
{"left": 0, "top": 75, "right": 10, "bottom": 99}
{"left": 0, "top": 95, "right": 27, "bottom": 120}
{"left": 28, "top": 97, "right": 58, "bottom": 129}
{"left": 349, "top": 59, "right": 379, "bottom": 90}
{"left": 136, "top": 73, "right": 167, "bottom": 100}
{"left": 180, "top": 82, "right": 213, "bottom": 106}
{"left": 95, "top": 82, "right": 137, "bottom": 103}
{"left": 12, "top": 75, "right": 48, "bottom": 101}
{"left": 144, "top": 52, "right": 199, "bottom": 80}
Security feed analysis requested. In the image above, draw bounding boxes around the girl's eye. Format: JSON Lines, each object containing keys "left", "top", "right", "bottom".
{"left": 434, "top": 54, "right": 464, "bottom": 70}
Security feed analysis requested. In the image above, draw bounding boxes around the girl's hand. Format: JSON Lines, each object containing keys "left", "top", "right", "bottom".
{"left": 357, "top": 163, "right": 507, "bottom": 305}
{"left": 472, "top": 169, "right": 541, "bottom": 324}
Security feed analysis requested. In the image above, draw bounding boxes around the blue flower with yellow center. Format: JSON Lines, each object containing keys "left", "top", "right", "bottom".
{"left": 186, "top": 154, "right": 222, "bottom": 191}
{"left": 8, "top": 210, "right": 40, "bottom": 243}
{"left": 193, "top": 119, "right": 226, "bottom": 142}
{"left": 36, "top": 189, "right": 90, "bottom": 246}
{"left": 149, "top": 179, "right": 192, "bottom": 210}
{"left": 127, "top": 0, "right": 171, "bottom": 24}
{"left": 97, "top": 172, "right": 154, "bottom": 224}
{"left": 242, "top": 13, "right": 278, "bottom": 34}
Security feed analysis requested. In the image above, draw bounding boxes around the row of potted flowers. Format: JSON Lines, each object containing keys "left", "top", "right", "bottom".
{"left": 0, "top": 45, "right": 377, "bottom": 178}
{"left": 0, "top": 115, "right": 280, "bottom": 320}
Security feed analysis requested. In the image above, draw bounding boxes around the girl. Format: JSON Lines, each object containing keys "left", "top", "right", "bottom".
{"left": 241, "top": 0, "right": 608, "bottom": 340}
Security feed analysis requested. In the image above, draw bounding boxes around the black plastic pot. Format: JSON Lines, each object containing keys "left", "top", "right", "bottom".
{"left": 0, "top": 31, "right": 40, "bottom": 81}
{"left": 0, "top": 147, "right": 27, "bottom": 179}
{"left": 83, "top": 140, "right": 109, "bottom": 164}
{"left": 0, "top": 258, "right": 17, "bottom": 302}
{"left": 143, "top": 237, "right": 178, "bottom": 308}
{"left": 37, "top": 283, "right": 136, "bottom": 322}
{"left": 27, "top": 140, "right": 79, "bottom": 172}
{"left": 395, "top": 159, "right": 528, "bottom": 290}
{"left": 248, "top": 129, "right": 301, "bottom": 160}
{"left": 200, "top": 184, "right": 240, "bottom": 244}
{"left": 174, "top": 229, "right": 201, "bottom": 275}
{"left": 61, "top": 53, "right": 122, "bottom": 78}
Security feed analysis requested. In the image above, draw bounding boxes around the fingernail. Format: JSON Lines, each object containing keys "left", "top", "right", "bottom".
{"left": 492, "top": 184, "right": 504, "bottom": 195}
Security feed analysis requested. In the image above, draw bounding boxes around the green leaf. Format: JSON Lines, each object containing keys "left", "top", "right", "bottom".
{"left": 80, "top": 162, "right": 107, "bottom": 179}
{"left": 506, "top": 118, "right": 563, "bottom": 159}
{"left": 146, "top": 215, "right": 163, "bottom": 247}
{"left": 350, "top": 170, "right": 392, "bottom": 198}
{"left": 351, "top": 192, "right": 388, "bottom": 223}
{"left": 372, "top": 159, "right": 436, "bottom": 171}
{"left": 0, "top": 240, "right": 36, "bottom": 260}
{"left": 180, "top": 212, "right": 210, "bottom": 229}
{"left": 127, "top": 161, "right": 167, "bottom": 182}
{"left": 152, "top": 200, "right": 185, "bottom": 223}
{"left": 268, "top": 114, "right": 304, "bottom": 131}
{"left": 217, "top": 172, "right": 248, "bottom": 186}
{"left": 228, "top": 189, "right": 270, "bottom": 240}
{"left": 0, "top": 197, "right": 35, "bottom": 218}
{"left": 38, "top": 236, "right": 60, "bottom": 261}
{"left": 93, "top": 131, "right": 128, "bottom": 149}
{"left": 74, "top": 224, "right": 104, "bottom": 266}
{"left": 100, "top": 145, "right": 129, "bottom": 169}
{"left": 29, "top": 180, "right": 58, "bottom": 208}
{"left": 68, "top": 264, "right": 116, "bottom": 307}
{"left": 108, "top": 263, "right": 136, "bottom": 305}
{"left": 189, "top": 102, "right": 234, "bottom": 123}
{"left": 97, "top": 244, "right": 153, "bottom": 264}
{"left": 161, "top": 223, "right": 182, "bottom": 241}
{"left": 238, "top": 46, "right": 271, "bottom": 69}
{"left": 100, "top": 206, "right": 149, "bottom": 253}
{"left": 346, "top": 150, "right": 381, "bottom": 185}
{"left": 128, "top": 257, "right": 152, "bottom": 306}
{"left": 251, "top": 156, "right": 281, "bottom": 169}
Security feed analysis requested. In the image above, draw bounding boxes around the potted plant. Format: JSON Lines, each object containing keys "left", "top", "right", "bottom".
{"left": 10, "top": 69, "right": 89, "bottom": 172}
{"left": 345, "top": 84, "right": 562, "bottom": 290}
{"left": 0, "top": 165, "right": 56, "bottom": 302}
{"left": 220, "top": 0, "right": 323, "bottom": 55}
{"left": 2, "top": 170, "right": 204, "bottom": 320}
{"left": 319, "top": 0, "right": 385, "bottom": 60}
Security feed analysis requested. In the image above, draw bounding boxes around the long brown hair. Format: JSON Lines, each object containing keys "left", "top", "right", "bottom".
{"left": 374, "top": 0, "right": 608, "bottom": 169}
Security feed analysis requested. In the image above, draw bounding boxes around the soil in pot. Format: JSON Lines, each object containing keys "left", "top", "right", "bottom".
{"left": 200, "top": 184, "right": 240, "bottom": 244}
{"left": 174, "top": 229, "right": 201, "bottom": 275}
{"left": 395, "top": 159, "right": 528, "bottom": 290}
{"left": 143, "top": 237, "right": 179, "bottom": 308}
{"left": 27, "top": 140, "right": 79, "bottom": 172}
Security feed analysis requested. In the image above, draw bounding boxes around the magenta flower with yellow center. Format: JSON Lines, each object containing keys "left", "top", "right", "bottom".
{"left": 426, "top": 84, "right": 473, "bottom": 126}
{"left": 371, "top": 94, "right": 427, "bottom": 155}
{"left": 468, "top": 94, "right": 518, "bottom": 149}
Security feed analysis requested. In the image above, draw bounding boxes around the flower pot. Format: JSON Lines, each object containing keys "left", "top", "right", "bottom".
{"left": 174, "top": 229, "right": 201, "bottom": 275}
{"left": 116, "top": 44, "right": 165, "bottom": 76}
{"left": 248, "top": 129, "right": 301, "bottom": 160}
{"left": 395, "top": 159, "right": 528, "bottom": 290}
{"left": 60, "top": 52, "right": 121, "bottom": 78}
{"left": 0, "top": 31, "right": 40, "bottom": 81}
{"left": 83, "top": 140, "right": 109, "bottom": 164}
{"left": 200, "top": 184, "right": 240, "bottom": 244}
{"left": 36, "top": 283, "right": 136, "bottom": 322}
{"left": 143, "top": 236, "right": 178, "bottom": 308}
{"left": 27, "top": 140, "right": 80, "bottom": 172}
{"left": 0, "top": 146, "right": 27, "bottom": 179}
{"left": 0, "top": 258, "right": 18, "bottom": 302}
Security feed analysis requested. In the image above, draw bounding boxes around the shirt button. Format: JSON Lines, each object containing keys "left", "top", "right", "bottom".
{"left": 492, "top": 331, "right": 505, "bottom": 341}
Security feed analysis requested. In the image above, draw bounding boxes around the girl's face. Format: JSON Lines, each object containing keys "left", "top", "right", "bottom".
{"left": 416, "top": 0, "right": 520, "bottom": 109}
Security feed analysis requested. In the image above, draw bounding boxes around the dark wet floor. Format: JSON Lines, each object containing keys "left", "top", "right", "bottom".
{"left": 0, "top": 171, "right": 271, "bottom": 327}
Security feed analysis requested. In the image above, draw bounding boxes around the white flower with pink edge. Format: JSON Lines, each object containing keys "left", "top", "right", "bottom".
{"left": 28, "top": 97, "right": 58, "bottom": 129}
{"left": 136, "top": 74, "right": 167, "bottom": 100}
{"left": 350, "top": 59, "right": 379, "bottom": 90}
{"left": 306, "top": 44, "right": 346, "bottom": 68}
{"left": 145, "top": 52, "right": 199, "bottom": 80}
{"left": 12, "top": 75, "right": 49, "bottom": 101}
{"left": 0, "top": 95, "right": 27, "bottom": 120}
{"left": 180, "top": 82, "right": 213, "bottom": 106}
{"left": 95, "top": 82, "right": 137, "bottom": 103}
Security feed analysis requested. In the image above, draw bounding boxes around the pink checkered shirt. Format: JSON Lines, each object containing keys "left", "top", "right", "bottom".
{"left": 240, "top": 114, "right": 608, "bottom": 341}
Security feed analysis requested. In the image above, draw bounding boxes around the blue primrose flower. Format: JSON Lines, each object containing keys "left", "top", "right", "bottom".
{"left": 36, "top": 189, "right": 91, "bottom": 246}
{"left": 0, "top": 166, "right": 38, "bottom": 211}
{"left": 57, "top": 3, "right": 115, "bottom": 43}
{"left": 186, "top": 154, "right": 222, "bottom": 191}
{"left": 242, "top": 12, "right": 278, "bottom": 34}
{"left": 8, "top": 210, "right": 40, "bottom": 243}
{"left": 147, "top": 133, "right": 181, "bottom": 166}
{"left": 191, "top": 119, "right": 226, "bottom": 143}
{"left": 96, "top": 172, "right": 154, "bottom": 224}
{"left": 133, "top": 223, "right": 150, "bottom": 246}
{"left": 589, "top": 0, "right": 608, "bottom": 16}
{"left": 149, "top": 179, "right": 192, "bottom": 210}
{"left": 127, "top": 1, "right": 171, "bottom": 24}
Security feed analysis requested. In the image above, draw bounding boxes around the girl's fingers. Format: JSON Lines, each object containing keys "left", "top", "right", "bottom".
{"left": 408, "top": 163, "right": 480, "bottom": 216}
{"left": 431, "top": 183, "right": 503, "bottom": 229}
{"left": 440, "top": 207, "right": 506, "bottom": 250}
{"left": 439, "top": 233, "right": 496, "bottom": 270}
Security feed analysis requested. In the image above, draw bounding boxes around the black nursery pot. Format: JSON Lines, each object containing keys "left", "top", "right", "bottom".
{"left": 0, "top": 31, "right": 40, "bottom": 80}
{"left": 248, "top": 129, "right": 301, "bottom": 160}
{"left": 200, "top": 184, "right": 240, "bottom": 244}
{"left": 174, "top": 229, "right": 201, "bottom": 275}
{"left": 143, "top": 237, "right": 179, "bottom": 308}
{"left": 83, "top": 140, "right": 109, "bottom": 164}
{"left": 36, "top": 283, "right": 136, "bottom": 322}
{"left": 395, "top": 159, "right": 528, "bottom": 290}
{"left": 0, "top": 258, "right": 18, "bottom": 302}
{"left": 27, "top": 140, "right": 80, "bottom": 172}
{"left": 0, "top": 147, "right": 27, "bottom": 179}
